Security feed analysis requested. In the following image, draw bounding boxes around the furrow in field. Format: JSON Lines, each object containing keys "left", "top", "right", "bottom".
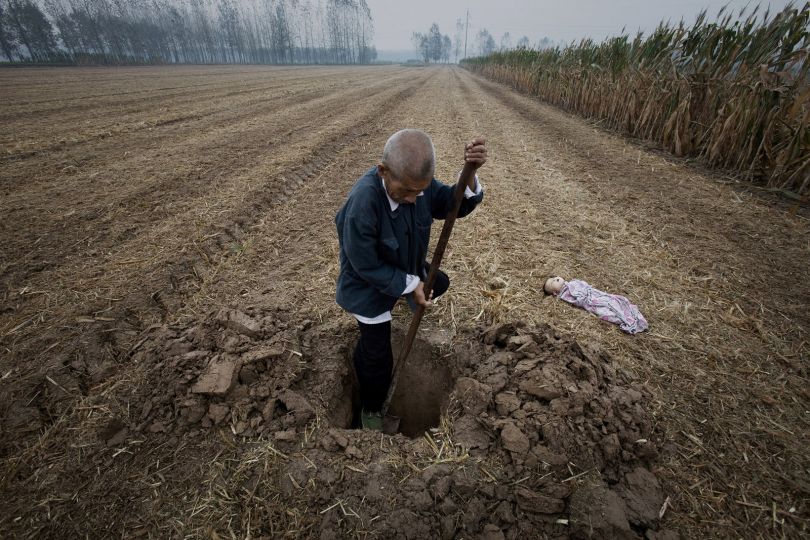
{"left": 180, "top": 67, "right": 457, "bottom": 322}
{"left": 0, "top": 66, "right": 310, "bottom": 104}
{"left": 0, "top": 69, "right": 420, "bottom": 295}
{"left": 0, "top": 68, "right": 400, "bottom": 158}
{"left": 0, "top": 68, "right": 402, "bottom": 196}
{"left": 0, "top": 70, "right": 375, "bottom": 174}
{"left": 1, "top": 74, "right": 270, "bottom": 113}
{"left": 0, "top": 69, "right": 432, "bottom": 361}
{"left": 0, "top": 67, "right": 362, "bottom": 122}
{"left": 0, "top": 65, "right": 437, "bottom": 540}
{"left": 0, "top": 78, "right": 316, "bottom": 158}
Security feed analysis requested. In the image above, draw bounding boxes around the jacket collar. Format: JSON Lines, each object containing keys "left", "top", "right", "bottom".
{"left": 381, "top": 177, "right": 400, "bottom": 212}
{"left": 372, "top": 167, "right": 400, "bottom": 219}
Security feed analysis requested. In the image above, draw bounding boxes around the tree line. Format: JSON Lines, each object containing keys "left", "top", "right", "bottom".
{"left": 410, "top": 23, "right": 452, "bottom": 63}
{"left": 474, "top": 29, "right": 555, "bottom": 57}
{"left": 0, "top": 0, "right": 376, "bottom": 65}
{"left": 410, "top": 20, "right": 557, "bottom": 64}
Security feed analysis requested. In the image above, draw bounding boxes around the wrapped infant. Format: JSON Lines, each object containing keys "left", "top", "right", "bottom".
{"left": 543, "top": 277, "right": 648, "bottom": 335}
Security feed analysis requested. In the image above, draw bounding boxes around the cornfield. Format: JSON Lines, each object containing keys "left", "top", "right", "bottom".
{"left": 462, "top": 3, "right": 810, "bottom": 196}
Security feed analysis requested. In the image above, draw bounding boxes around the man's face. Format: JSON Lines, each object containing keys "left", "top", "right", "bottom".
{"left": 378, "top": 164, "right": 431, "bottom": 204}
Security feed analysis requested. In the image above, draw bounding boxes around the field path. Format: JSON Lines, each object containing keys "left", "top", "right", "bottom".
{"left": 1, "top": 65, "right": 807, "bottom": 538}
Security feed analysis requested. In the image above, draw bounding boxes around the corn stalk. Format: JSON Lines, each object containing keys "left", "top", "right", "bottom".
{"left": 462, "top": 3, "right": 810, "bottom": 196}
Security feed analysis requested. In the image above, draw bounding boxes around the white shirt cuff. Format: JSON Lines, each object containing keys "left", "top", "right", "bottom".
{"left": 353, "top": 312, "right": 392, "bottom": 324}
{"left": 403, "top": 274, "right": 420, "bottom": 295}
{"left": 352, "top": 274, "right": 420, "bottom": 324}
{"left": 460, "top": 173, "right": 483, "bottom": 198}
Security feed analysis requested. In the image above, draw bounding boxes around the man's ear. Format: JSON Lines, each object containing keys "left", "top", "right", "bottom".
{"left": 377, "top": 163, "right": 387, "bottom": 176}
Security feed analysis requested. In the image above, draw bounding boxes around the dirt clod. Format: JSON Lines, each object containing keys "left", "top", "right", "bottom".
{"left": 277, "top": 390, "right": 314, "bottom": 427}
{"left": 618, "top": 467, "right": 666, "bottom": 529}
{"left": 515, "top": 486, "right": 566, "bottom": 514}
{"left": 191, "top": 356, "right": 238, "bottom": 396}
{"left": 207, "top": 403, "right": 230, "bottom": 424}
{"left": 500, "top": 421, "right": 530, "bottom": 455}
{"left": 216, "top": 309, "right": 262, "bottom": 339}
{"left": 455, "top": 376, "right": 492, "bottom": 415}
{"left": 569, "top": 475, "right": 635, "bottom": 539}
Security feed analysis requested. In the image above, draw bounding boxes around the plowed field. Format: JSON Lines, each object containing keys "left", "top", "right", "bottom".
{"left": 1, "top": 65, "right": 808, "bottom": 539}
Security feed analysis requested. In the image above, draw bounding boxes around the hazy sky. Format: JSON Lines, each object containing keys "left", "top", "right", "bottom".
{"left": 365, "top": 0, "right": 796, "bottom": 51}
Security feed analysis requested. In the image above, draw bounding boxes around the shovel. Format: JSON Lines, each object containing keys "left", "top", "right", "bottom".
{"left": 381, "top": 160, "right": 479, "bottom": 434}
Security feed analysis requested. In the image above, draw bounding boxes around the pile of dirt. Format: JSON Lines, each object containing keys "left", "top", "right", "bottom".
{"left": 124, "top": 305, "right": 332, "bottom": 440}
{"left": 113, "top": 305, "right": 673, "bottom": 539}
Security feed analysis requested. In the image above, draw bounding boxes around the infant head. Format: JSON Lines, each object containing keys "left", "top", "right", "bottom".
{"left": 543, "top": 276, "right": 565, "bottom": 296}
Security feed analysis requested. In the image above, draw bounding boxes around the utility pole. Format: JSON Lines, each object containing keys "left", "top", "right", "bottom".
{"left": 463, "top": 9, "right": 469, "bottom": 59}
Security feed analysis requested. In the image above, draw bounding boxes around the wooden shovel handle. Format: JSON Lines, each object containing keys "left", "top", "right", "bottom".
{"left": 381, "top": 160, "right": 478, "bottom": 418}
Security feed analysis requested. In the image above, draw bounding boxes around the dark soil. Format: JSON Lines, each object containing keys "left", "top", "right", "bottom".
{"left": 2, "top": 65, "right": 807, "bottom": 539}
{"left": 5, "top": 305, "right": 671, "bottom": 538}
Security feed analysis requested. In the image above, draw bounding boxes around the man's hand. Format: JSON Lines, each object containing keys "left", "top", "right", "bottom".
{"left": 412, "top": 281, "right": 433, "bottom": 308}
{"left": 465, "top": 137, "right": 487, "bottom": 170}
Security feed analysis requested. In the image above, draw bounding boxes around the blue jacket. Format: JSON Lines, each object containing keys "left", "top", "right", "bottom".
{"left": 335, "top": 166, "right": 484, "bottom": 317}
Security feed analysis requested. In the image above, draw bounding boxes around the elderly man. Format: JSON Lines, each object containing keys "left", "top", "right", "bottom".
{"left": 335, "top": 129, "right": 487, "bottom": 430}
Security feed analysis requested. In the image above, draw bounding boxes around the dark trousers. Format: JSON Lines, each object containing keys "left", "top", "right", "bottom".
{"left": 353, "top": 266, "right": 449, "bottom": 412}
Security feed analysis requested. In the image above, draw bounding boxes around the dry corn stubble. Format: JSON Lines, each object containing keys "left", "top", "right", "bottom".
{"left": 0, "top": 64, "right": 808, "bottom": 539}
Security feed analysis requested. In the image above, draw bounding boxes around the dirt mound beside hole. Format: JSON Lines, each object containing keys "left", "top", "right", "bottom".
{"left": 89, "top": 310, "right": 671, "bottom": 538}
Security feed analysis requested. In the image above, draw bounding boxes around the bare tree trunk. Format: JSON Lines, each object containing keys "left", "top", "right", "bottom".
{"left": 0, "top": 0, "right": 19, "bottom": 61}
{"left": 13, "top": 0, "right": 376, "bottom": 66}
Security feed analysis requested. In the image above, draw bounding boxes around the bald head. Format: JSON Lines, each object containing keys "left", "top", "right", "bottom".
{"left": 381, "top": 129, "right": 435, "bottom": 182}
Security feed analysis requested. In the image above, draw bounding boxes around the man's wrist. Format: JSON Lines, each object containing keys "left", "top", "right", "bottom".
{"left": 463, "top": 174, "right": 482, "bottom": 198}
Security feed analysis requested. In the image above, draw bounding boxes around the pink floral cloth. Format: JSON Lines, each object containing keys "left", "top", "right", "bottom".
{"left": 557, "top": 280, "right": 648, "bottom": 334}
